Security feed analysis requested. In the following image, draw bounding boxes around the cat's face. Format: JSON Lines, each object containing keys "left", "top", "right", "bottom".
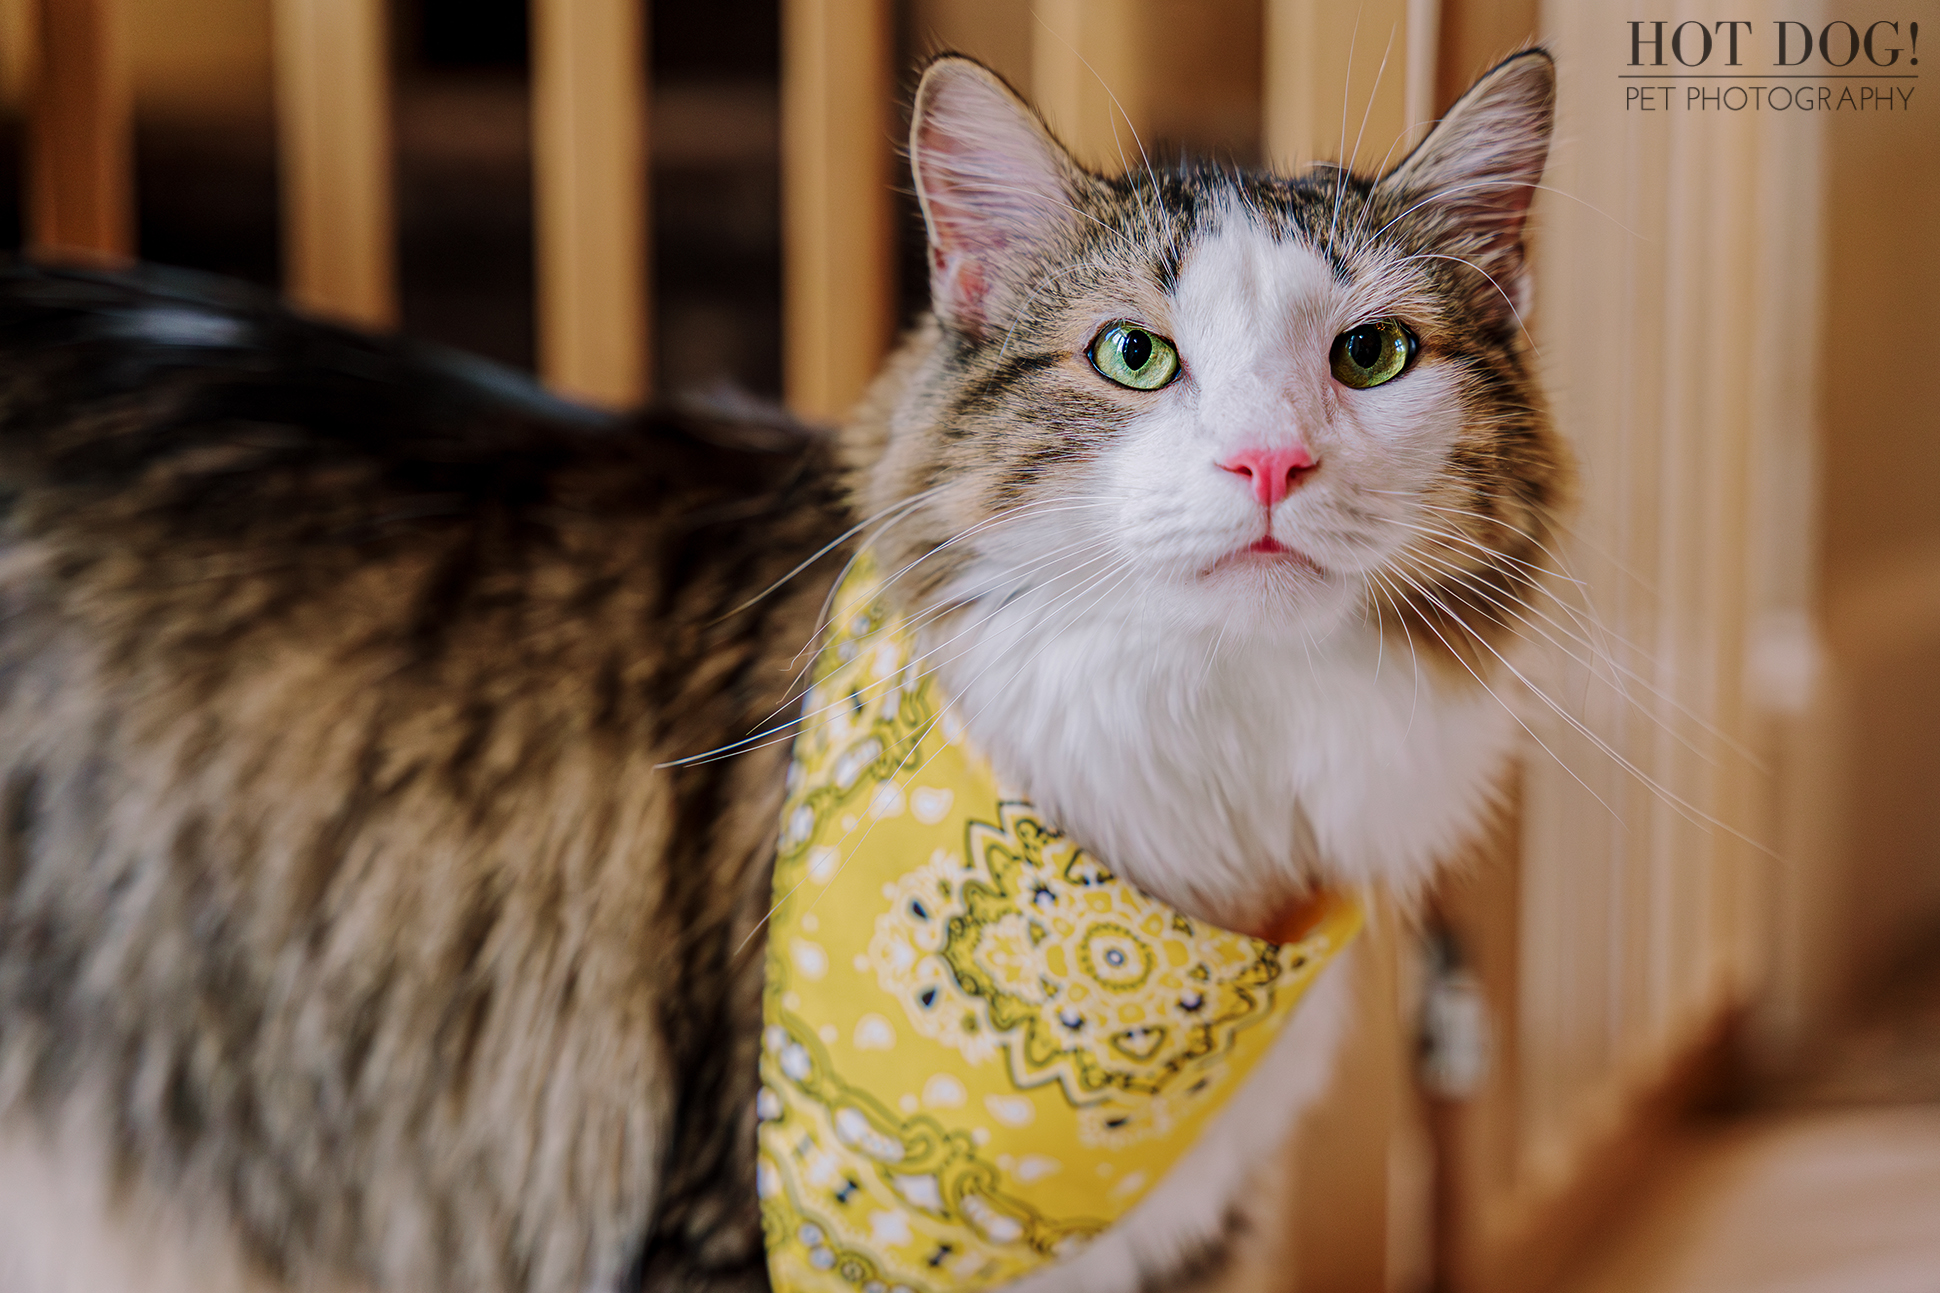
{"left": 859, "top": 52, "right": 1565, "bottom": 683}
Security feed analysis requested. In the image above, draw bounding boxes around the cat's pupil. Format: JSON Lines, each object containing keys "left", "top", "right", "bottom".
{"left": 1118, "top": 329, "right": 1152, "bottom": 372}
{"left": 1346, "top": 327, "right": 1382, "bottom": 369}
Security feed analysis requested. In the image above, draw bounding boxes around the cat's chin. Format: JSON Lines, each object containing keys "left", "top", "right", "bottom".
{"left": 1158, "top": 559, "right": 1360, "bottom": 640}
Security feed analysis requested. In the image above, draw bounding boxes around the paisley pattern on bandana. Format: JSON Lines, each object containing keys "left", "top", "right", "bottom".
{"left": 757, "top": 552, "right": 1362, "bottom": 1293}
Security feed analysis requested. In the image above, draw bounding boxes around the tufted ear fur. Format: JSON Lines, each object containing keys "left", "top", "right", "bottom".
{"left": 1377, "top": 50, "right": 1554, "bottom": 323}
{"left": 909, "top": 57, "right": 1085, "bottom": 337}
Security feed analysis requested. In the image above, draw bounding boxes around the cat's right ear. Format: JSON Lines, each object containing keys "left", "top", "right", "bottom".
{"left": 910, "top": 57, "right": 1083, "bottom": 337}
{"left": 1375, "top": 49, "right": 1554, "bottom": 324}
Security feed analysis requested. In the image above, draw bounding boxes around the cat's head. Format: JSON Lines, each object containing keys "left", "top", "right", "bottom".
{"left": 852, "top": 51, "right": 1566, "bottom": 681}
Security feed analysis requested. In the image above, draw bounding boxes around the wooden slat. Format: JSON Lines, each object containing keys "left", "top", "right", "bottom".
{"left": 1263, "top": 0, "right": 1414, "bottom": 174}
{"left": 271, "top": 0, "right": 395, "bottom": 327}
{"left": 0, "top": 0, "right": 35, "bottom": 118}
{"left": 1288, "top": 911, "right": 1409, "bottom": 1293}
{"left": 781, "top": 0, "right": 893, "bottom": 423}
{"left": 27, "top": 0, "right": 132, "bottom": 263}
{"left": 1403, "top": 0, "right": 1441, "bottom": 146}
{"left": 1428, "top": 793, "right": 1530, "bottom": 1292}
{"left": 531, "top": 0, "right": 649, "bottom": 407}
{"left": 1028, "top": 0, "right": 1142, "bottom": 171}
{"left": 1433, "top": 0, "right": 1537, "bottom": 116}
{"left": 906, "top": 0, "right": 1033, "bottom": 96}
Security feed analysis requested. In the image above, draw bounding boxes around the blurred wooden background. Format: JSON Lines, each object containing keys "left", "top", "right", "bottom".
{"left": 2, "top": 1, "right": 1936, "bottom": 1291}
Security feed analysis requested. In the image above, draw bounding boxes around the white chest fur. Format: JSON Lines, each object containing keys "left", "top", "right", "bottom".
{"left": 934, "top": 589, "right": 1520, "bottom": 925}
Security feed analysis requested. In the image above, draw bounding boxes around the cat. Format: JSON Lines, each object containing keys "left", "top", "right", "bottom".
{"left": 0, "top": 48, "right": 1560, "bottom": 1293}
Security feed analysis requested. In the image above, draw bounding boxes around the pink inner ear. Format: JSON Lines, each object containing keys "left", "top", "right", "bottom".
{"left": 911, "top": 66, "right": 1078, "bottom": 334}
{"left": 917, "top": 134, "right": 1050, "bottom": 329}
{"left": 929, "top": 247, "right": 989, "bottom": 327}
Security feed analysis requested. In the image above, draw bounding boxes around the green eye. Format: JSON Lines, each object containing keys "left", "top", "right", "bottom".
{"left": 1329, "top": 320, "right": 1416, "bottom": 389}
{"left": 1089, "top": 324, "right": 1180, "bottom": 391}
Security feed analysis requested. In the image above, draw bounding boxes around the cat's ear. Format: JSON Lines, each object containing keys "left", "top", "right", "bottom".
{"left": 910, "top": 56, "right": 1084, "bottom": 336}
{"left": 1376, "top": 50, "right": 1554, "bottom": 321}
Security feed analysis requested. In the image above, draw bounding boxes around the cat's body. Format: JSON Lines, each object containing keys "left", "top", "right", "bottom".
{"left": 0, "top": 267, "right": 841, "bottom": 1293}
{"left": 0, "top": 52, "right": 1560, "bottom": 1293}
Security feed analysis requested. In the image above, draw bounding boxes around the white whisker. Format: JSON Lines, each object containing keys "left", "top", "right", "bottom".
{"left": 661, "top": 494, "right": 1126, "bottom": 769}
{"left": 1370, "top": 565, "right": 1626, "bottom": 824}
{"left": 1382, "top": 529, "right": 1741, "bottom": 774}
{"left": 1390, "top": 251, "right": 1538, "bottom": 352}
{"left": 1375, "top": 563, "right": 1775, "bottom": 857}
{"left": 1328, "top": 7, "right": 1364, "bottom": 244}
{"left": 711, "top": 484, "right": 946, "bottom": 625}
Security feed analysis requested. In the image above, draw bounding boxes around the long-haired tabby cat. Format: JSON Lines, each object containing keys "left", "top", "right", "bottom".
{"left": 0, "top": 49, "right": 1560, "bottom": 1293}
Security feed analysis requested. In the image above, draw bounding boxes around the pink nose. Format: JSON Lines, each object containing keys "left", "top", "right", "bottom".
{"left": 1218, "top": 445, "right": 1317, "bottom": 507}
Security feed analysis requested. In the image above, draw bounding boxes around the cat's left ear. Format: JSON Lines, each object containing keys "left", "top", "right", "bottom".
{"left": 1376, "top": 50, "right": 1554, "bottom": 322}
{"left": 910, "top": 56, "right": 1086, "bottom": 337}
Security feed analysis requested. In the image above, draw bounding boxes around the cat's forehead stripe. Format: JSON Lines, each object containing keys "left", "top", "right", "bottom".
{"left": 1169, "top": 210, "right": 1341, "bottom": 359}
{"left": 1069, "top": 170, "right": 1369, "bottom": 317}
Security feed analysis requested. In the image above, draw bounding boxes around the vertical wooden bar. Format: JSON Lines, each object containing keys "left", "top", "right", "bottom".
{"left": 1263, "top": 0, "right": 1412, "bottom": 174}
{"left": 0, "top": 0, "right": 36, "bottom": 118}
{"left": 271, "top": 0, "right": 395, "bottom": 327}
{"left": 1745, "top": 2, "right": 1830, "bottom": 1067}
{"left": 1028, "top": 0, "right": 1142, "bottom": 171}
{"left": 908, "top": 0, "right": 1032, "bottom": 96}
{"left": 27, "top": 0, "right": 132, "bottom": 263}
{"left": 1403, "top": 0, "right": 1440, "bottom": 151}
{"left": 1428, "top": 801, "right": 1526, "bottom": 1293}
{"left": 781, "top": 0, "right": 893, "bottom": 423}
{"left": 1283, "top": 911, "right": 1406, "bottom": 1293}
{"left": 531, "top": 0, "right": 649, "bottom": 407}
{"left": 1433, "top": 0, "right": 1539, "bottom": 116}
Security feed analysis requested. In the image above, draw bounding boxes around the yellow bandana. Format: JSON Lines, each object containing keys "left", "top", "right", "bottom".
{"left": 757, "top": 553, "right": 1361, "bottom": 1293}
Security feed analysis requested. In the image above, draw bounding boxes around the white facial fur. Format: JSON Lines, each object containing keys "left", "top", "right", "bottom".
{"left": 929, "top": 207, "right": 1522, "bottom": 928}
{"left": 1112, "top": 203, "right": 1470, "bottom": 635}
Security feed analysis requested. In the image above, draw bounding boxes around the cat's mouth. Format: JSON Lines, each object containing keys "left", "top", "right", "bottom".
{"left": 1206, "top": 535, "right": 1325, "bottom": 578}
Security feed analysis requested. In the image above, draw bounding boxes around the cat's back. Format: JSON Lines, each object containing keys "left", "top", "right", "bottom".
{"left": 0, "top": 263, "right": 840, "bottom": 1293}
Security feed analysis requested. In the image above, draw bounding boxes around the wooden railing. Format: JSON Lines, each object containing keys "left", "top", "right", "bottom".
{"left": 529, "top": 0, "right": 649, "bottom": 404}
{"left": 780, "top": 0, "right": 892, "bottom": 422}
{"left": 1427, "top": 1, "right": 1823, "bottom": 1289}
{"left": 24, "top": 0, "right": 131, "bottom": 261}
{"left": 14, "top": 3, "right": 1820, "bottom": 1291}
{"left": 272, "top": 0, "right": 395, "bottom": 328}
